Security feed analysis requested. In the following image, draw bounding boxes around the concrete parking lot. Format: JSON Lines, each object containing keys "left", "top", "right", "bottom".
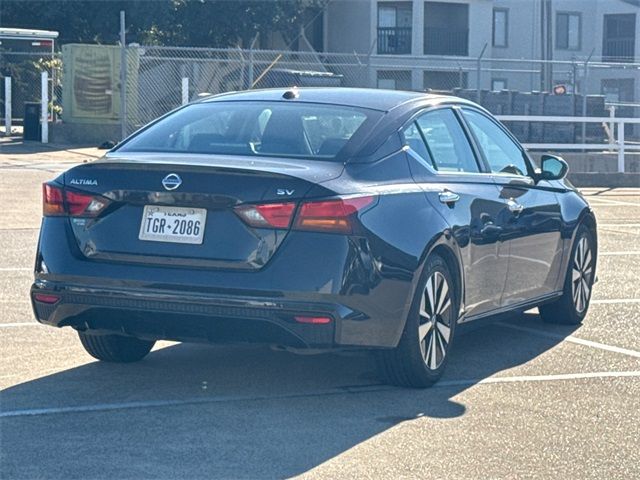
{"left": 1, "top": 139, "right": 639, "bottom": 479}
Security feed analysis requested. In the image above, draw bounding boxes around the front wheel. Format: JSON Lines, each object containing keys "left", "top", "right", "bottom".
{"left": 78, "top": 331, "right": 155, "bottom": 363}
{"left": 539, "top": 225, "right": 596, "bottom": 325}
{"left": 377, "top": 254, "right": 457, "bottom": 388}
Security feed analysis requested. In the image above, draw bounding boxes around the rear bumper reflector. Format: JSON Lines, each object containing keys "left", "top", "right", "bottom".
{"left": 294, "top": 315, "right": 332, "bottom": 325}
{"left": 33, "top": 293, "right": 61, "bottom": 304}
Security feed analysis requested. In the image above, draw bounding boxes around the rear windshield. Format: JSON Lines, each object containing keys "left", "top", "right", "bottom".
{"left": 116, "top": 101, "right": 375, "bottom": 160}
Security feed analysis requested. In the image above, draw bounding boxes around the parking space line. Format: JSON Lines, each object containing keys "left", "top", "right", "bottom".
{"left": 590, "top": 298, "right": 640, "bottom": 304}
{"left": 598, "top": 223, "right": 640, "bottom": 228}
{"left": 497, "top": 322, "right": 640, "bottom": 359}
{"left": 0, "top": 323, "right": 42, "bottom": 328}
{"left": 2, "top": 371, "right": 639, "bottom": 419}
{"left": 445, "top": 371, "right": 640, "bottom": 386}
{"left": 0, "top": 267, "right": 31, "bottom": 272}
{"left": 599, "top": 251, "right": 640, "bottom": 256}
{"left": 588, "top": 198, "right": 640, "bottom": 207}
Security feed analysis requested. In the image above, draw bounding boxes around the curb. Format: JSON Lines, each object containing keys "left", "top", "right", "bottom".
{"left": 568, "top": 173, "right": 640, "bottom": 188}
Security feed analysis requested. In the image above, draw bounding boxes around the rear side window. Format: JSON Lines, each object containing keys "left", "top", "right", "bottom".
{"left": 462, "top": 109, "right": 529, "bottom": 176}
{"left": 117, "top": 102, "right": 373, "bottom": 160}
{"left": 414, "top": 109, "right": 480, "bottom": 173}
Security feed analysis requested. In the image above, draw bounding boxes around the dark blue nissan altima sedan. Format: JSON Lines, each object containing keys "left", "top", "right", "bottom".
{"left": 31, "top": 88, "right": 597, "bottom": 387}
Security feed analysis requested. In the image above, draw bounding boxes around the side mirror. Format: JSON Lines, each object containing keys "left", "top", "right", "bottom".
{"left": 98, "top": 140, "right": 117, "bottom": 150}
{"left": 538, "top": 154, "right": 569, "bottom": 181}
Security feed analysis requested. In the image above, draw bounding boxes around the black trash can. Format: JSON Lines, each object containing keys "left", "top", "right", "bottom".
{"left": 24, "top": 102, "right": 41, "bottom": 141}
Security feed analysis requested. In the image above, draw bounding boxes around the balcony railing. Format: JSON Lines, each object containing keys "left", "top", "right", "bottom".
{"left": 602, "top": 38, "right": 636, "bottom": 62}
{"left": 377, "top": 27, "right": 412, "bottom": 55}
{"left": 424, "top": 27, "right": 469, "bottom": 56}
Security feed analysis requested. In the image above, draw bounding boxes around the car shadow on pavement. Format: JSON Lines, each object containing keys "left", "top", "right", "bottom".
{"left": 0, "top": 137, "right": 102, "bottom": 156}
{"left": 1, "top": 311, "right": 578, "bottom": 479}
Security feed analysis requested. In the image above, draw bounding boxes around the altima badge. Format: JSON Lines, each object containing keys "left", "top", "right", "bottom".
{"left": 162, "top": 173, "right": 182, "bottom": 191}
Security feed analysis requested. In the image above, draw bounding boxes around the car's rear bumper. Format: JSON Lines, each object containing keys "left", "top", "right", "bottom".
{"left": 33, "top": 216, "right": 423, "bottom": 348}
{"left": 30, "top": 280, "right": 373, "bottom": 349}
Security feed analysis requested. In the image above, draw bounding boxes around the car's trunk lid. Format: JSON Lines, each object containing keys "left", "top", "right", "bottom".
{"left": 62, "top": 153, "right": 343, "bottom": 270}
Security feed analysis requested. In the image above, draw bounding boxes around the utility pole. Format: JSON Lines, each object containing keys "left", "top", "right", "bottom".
{"left": 119, "top": 10, "right": 127, "bottom": 140}
{"left": 546, "top": 0, "right": 553, "bottom": 91}
{"left": 540, "top": 0, "right": 545, "bottom": 91}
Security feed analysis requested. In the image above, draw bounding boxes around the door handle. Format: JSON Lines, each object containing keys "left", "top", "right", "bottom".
{"left": 480, "top": 223, "right": 503, "bottom": 236}
{"left": 439, "top": 190, "right": 460, "bottom": 205}
{"left": 507, "top": 198, "right": 524, "bottom": 215}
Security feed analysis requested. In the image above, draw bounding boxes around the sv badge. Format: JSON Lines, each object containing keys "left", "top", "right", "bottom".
{"left": 276, "top": 188, "right": 295, "bottom": 196}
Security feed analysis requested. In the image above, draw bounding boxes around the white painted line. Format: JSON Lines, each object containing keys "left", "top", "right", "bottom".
{"left": 591, "top": 298, "right": 640, "bottom": 304}
{"left": 599, "top": 251, "right": 640, "bottom": 256}
{"left": 0, "top": 267, "right": 31, "bottom": 272}
{"left": 0, "top": 322, "right": 42, "bottom": 328}
{"left": 599, "top": 223, "right": 640, "bottom": 228}
{"left": 441, "top": 371, "right": 640, "bottom": 387}
{"left": 588, "top": 198, "right": 640, "bottom": 207}
{"left": 2, "top": 371, "right": 639, "bottom": 418}
{"left": 498, "top": 322, "right": 640, "bottom": 359}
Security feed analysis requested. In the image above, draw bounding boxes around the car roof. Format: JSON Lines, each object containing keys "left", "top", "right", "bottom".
{"left": 199, "top": 87, "right": 473, "bottom": 112}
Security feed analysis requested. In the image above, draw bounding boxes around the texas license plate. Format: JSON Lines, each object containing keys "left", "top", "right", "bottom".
{"left": 138, "top": 205, "right": 207, "bottom": 244}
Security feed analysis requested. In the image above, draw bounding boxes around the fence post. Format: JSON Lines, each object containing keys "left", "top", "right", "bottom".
{"left": 181, "top": 77, "right": 189, "bottom": 105}
{"left": 4, "top": 77, "right": 11, "bottom": 137}
{"left": 247, "top": 34, "right": 258, "bottom": 90}
{"left": 476, "top": 43, "right": 487, "bottom": 103}
{"left": 41, "top": 71, "right": 49, "bottom": 143}
{"left": 581, "top": 50, "right": 594, "bottom": 144}
{"left": 617, "top": 121, "right": 625, "bottom": 173}
{"left": 120, "top": 10, "right": 128, "bottom": 140}
{"left": 608, "top": 105, "right": 616, "bottom": 151}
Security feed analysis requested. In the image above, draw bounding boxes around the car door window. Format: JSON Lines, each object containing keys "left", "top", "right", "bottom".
{"left": 462, "top": 109, "right": 530, "bottom": 176}
{"left": 415, "top": 109, "right": 480, "bottom": 173}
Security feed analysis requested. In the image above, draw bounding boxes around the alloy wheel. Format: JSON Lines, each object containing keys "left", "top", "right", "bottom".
{"left": 572, "top": 236, "right": 593, "bottom": 313}
{"left": 418, "top": 271, "right": 452, "bottom": 370}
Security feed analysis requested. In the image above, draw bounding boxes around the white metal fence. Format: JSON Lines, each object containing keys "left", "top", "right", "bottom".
{"left": 497, "top": 115, "right": 640, "bottom": 173}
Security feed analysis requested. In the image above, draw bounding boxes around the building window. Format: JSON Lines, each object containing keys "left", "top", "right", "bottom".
{"left": 424, "top": 2, "right": 469, "bottom": 56}
{"left": 602, "top": 14, "right": 636, "bottom": 62}
{"left": 492, "top": 79, "right": 507, "bottom": 91}
{"left": 377, "top": 70, "right": 412, "bottom": 90}
{"left": 377, "top": 3, "right": 412, "bottom": 54}
{"left": 556, "top": 12, "right": 581, "bottom": 50}
{"left": 493, "top": 8, "right": 508, "bottom": 48}
{"left": 424, "top": 70, "right": 468, "bottom": 91}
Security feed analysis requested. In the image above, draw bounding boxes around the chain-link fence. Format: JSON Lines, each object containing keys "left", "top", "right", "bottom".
{"left": 124, "top": 46, "right": 640, "bottom": 141}
{"left": 128, "top": 46, "right": 373, "bottom": 131}
{"left": 2, "top": 42, "right": 638, "bottom": 142}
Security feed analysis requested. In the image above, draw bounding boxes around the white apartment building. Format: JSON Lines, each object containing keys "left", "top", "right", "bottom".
{"left": 319, "top": 0, "right": 639, "bottom": 105}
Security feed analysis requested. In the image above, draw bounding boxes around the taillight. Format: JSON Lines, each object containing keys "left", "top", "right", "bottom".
{"left": 43, "top": 184, "right": 65, "bottom": 216}
{"left": 234, "top": 195, "right": 375, "bottom": 234}
{"left": 294, "top": 196, "right": 375, "bottom": 234}
{"left": 42, "top": 183, "right": 110, "bottom": 217}
{"left": 234, "top": 202, "right": 296, "bottom": 229}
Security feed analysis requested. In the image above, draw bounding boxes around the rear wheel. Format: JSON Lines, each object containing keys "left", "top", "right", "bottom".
{"left": 78, "top": 331, "right": 155, "bottom": 363}
{"left": 377, "top": 254, "right": 457, "bottom": 388}
{"left": 539, "top": 225, "right": 595, "bottom": 325}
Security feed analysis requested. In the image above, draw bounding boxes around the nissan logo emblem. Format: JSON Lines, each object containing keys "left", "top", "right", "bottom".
{"left": 162, "top": 173, "right": 182, "bottom": 191}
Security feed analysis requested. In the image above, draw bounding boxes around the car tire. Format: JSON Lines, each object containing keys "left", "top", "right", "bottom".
{"left": 78, "top": 331, "right": 155, "bottom": 363}
{"left": 376, "top": 253, "right": 457, "bottom": 388}
{"left": 539, "top": 225, "right": 596, "bottom": 325}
